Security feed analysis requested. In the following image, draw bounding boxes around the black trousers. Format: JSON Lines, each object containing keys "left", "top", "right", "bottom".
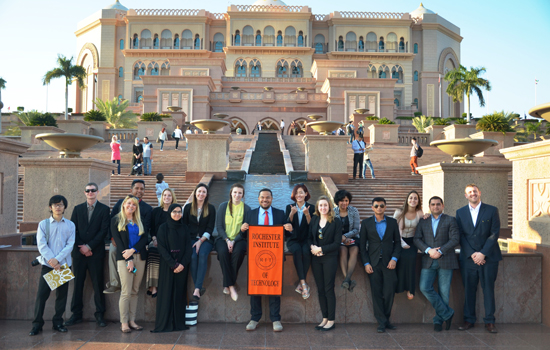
{"left": 287, "top": 241, "right": 311, "bottom": 280}
{"left": 368, "top": 257, "right": 397, "bottom": 327}
{"left": 250, "top": 295, "right": 280, "bottom": 322}
{"left": 112, "top": 160, "right": 120, "bottom": 175}
{"left": 174, "top": 137, "right": 180, "bottom": 149}
{"left": 353, "top": 153, "right": 363, "bottom": 179}
{"left": 461, "top": 258, "right": 499, "bottom": 324}
{"left": 215, "top": 239, "right": 247, "bottom": 288}
{"left": 32, "top": 265, "right": 69, "bottom": 328}
{"left": 70, "top": 254, "right": 105, "bottom": 319}
{"left": 311, "top": 254, "right": 338, "bottom": 320}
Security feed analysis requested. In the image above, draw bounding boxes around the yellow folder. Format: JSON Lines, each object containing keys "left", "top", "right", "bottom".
{"left": 43, "top": 263, "right": 75, "bottom": 291}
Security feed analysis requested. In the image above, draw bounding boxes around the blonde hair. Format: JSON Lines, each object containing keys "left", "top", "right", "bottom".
{"left": 465, "top": 183, "right": 479, "bottom": 192}
{"left": 160, "top": 188, "right": 177, "bottom": 208}
{"left": 314, "top": 196, "right": 335, "bottom": 223}
{"left": 117, "top": 196, "right": 144, "bottom": 235}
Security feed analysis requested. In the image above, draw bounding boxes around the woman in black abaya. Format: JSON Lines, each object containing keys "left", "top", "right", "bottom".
{"left": 152, "top": 204, "right": 192, "bottom": 333}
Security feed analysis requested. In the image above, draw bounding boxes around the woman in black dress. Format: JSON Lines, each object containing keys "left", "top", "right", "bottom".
{"left": 285, "top": 184, "right": 315, "bottom": 299}
{"left": 309, "top": 196, "right": 342, "bottom": 331}
{"left": 130, "top": 137, "right": 143, "bottom": 176}
{"left": 152, "top": 204, "right": 191, "bottom": 333}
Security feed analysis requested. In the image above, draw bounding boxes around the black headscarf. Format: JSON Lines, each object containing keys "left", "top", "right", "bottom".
{"left": 167, "top": 203, "right": 183, "bottom": 231}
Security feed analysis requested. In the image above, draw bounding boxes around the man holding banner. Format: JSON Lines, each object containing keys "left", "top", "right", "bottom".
{"left": 241, "top": 188, "right": 293, "bottom": 332}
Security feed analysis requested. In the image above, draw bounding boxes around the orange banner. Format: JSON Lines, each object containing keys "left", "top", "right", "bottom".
{"left": 247, "top": 225, "right": 284, "bottom": 296}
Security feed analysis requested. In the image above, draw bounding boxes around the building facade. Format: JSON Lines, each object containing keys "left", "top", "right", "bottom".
{"left": 75, "top": 0, "right": 462, "bottom": 134}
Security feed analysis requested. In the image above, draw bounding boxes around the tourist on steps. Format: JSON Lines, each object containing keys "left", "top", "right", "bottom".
{"left": 352, "top": 136, "right": 365, "bottom": 179}
{"left": 142, "top": 137, "right": 154, "bottom": 176}
{"left": 130, "top": 137, "right": 143, "bottom": 176}
{"left": 155, "top": 173, "right": 169, "bottom": 207}
{"left": 158, "top": 128, "right": 167, "bottom": 151}
{"left": 410, "top": 137, "right": 420, "bottom": 175}
{"left": 362, "top": 143, "right": 376, "bottom": 179}
{"left": 110, "top": 135, "right": 122, "bottom": 175}
{"left": 173, "top": 125, "right": 183, "bottom": 150}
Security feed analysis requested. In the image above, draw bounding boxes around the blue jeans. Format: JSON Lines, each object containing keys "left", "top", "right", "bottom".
{"left": 191, "top": 238, "right": 213, "bottom": 290}
{"left": 160, "top": 139, "right": 164, "bottom": 150}
{"left": 348, "top": 133, "right": 355, "bottom": 144}
{"left": 363, "top": 159, "right": 375, "bottom": 178}
{"left": 419, "top": 260, "right": 454, "bottom": 324}
{"left": 143, "top": 157, "right": 151, "bottom": 175}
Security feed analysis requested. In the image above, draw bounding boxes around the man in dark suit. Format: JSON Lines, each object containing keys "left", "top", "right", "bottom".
{"left": 414, "top": 196, "right": 460, "bottom": 332}
{"left": 456, "top": 184, "right": 502, "bottom": 333}
{"left": 64, "top": 183, "right": 110, "bottom": 327}
{"left": 103, "top": 179, "right": 153, "bottom": 294}
{"left": 242, "top": 188, "right": 293, "bottom": 332}
{"left": 359, "top": 197, "right": 402, "bottom": 333}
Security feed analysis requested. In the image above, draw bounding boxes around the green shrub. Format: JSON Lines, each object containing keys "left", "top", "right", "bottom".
{"left": 414, "top": 111, "right": 422, "bottom": 117}
{"left": 433, "top": 118, "right": 451, "bottom": 126}
{"left": 159, "top": 114, "right": 172, "bottom": 118}
{"left": 396, "top": 116, "right": 414, "bottom": 120}
{"left": 84, "top": 110, "right": 107, "bottom": 122}
{"left": 378, "top": 117, "right": 396, "bottom": 125}
{"left": 454, "top": 118, "right": 468, "bottom": 125}
{"left": 140, "top": 112, "right": 163, "bottom": 122}
{"left": 17, "top": 106, "right": 24, "bottom": 112}
{"left": 28, "top": 112, "right": 58, "bottom": 127}
{"left": 68, "top": 108, "right": 73, "bottom": 113}
{"left": 475, "top": 111, "right": 513, "bottom": 133}
{"left": 365, "top": 116, "right": 379, "bottom": 121}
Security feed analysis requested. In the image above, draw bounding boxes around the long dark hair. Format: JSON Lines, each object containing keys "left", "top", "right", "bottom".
{"left": 396, "top": 190, "right": 422, "bottom": 223}
{"left": 191, "top": 183, "right": 210, "bottom": 217}
{"left": 228, "top": 183, "right": 245, "bottom": 216}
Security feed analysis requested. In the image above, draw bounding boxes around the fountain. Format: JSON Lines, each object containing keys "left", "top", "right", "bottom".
{"left": 264, "top": 86, "right": 273, "bottom": 91}
{"left": 354, "top": 108, "right": 369, "bottom": 114}
{"left": 213, "top": 113, "right": 228, "bottom": 119}
{"left": 190, "top": 119, "right": 230, "bottom": 134}
{"left": 35, "top": 133, "right": 104, "bottom": 158}
{"left": 167, "top": 106, "right": 182, "bottom": 112}
{"left": 307, "top": 121, "right": 344, "bottom": 135}
{"left": 430, "top": 138, "right": 498, "bottom": 163}
{"left": 297, "top": 87, "right": 306, "bottom": 92}
{"left": 529, "top": 102, "right": 550, "bottom": 121}
{"left": 307, "top": 114, "right": 323, "bottom": 121}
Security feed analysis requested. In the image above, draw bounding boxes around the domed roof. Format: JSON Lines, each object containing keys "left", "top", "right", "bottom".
{"left": 410, "top": 3, "right": 435, "bottom": 18}
{"left": 105, "top": 0, "right": 128, "bottom": 11}
{"left": 252, "top": 0, "right": 287, "bottom": 6}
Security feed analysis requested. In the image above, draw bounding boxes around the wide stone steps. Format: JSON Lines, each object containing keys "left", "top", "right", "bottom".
{"left": 282, "top": 135, "right": 306, "bottom": 171}
{"left": 229, "top": 135, "right": 254, "bottom": 170}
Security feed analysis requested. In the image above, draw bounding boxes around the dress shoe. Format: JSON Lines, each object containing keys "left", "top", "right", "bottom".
{"left": 314, "top": 324, "right": 325, "bottom": 330}
{"left": 63, "top": 316, "right": 82, "bottom": 326}
{"left": 272, "top": 321, "right": 283, "bottom": 332}
{"left": 485, "top": 323, "right": 498, "bottom": 333}
{"left": 29, "top": 327, "right": 42, "bottom": 336}
{"left": 246, "top": 320, "right": 258, "bottom": 331}
{"left": 321, "top": 324, "right": 335, "bottom": 331}
{"left": 434, "top": 323, "right": 443, "bottom": 332}
{"left": 458, "top": 321, "right": 475, "bottom": 331}
{"left": 52, "top": 325, "right": 68, "bottom": 333}
{"left": 444, "top": 314, "right": 454, "bottom": 331}
{"left": 348, "top": 280, "right": 357, "bottom": 292}
{"left": 377, "top": 325, "right": 386, "bottom": 333}
{"left": 341, "top": 280, "right": 350, "bottom": 289}
{"left": 385, "top": 323, "right": 397, "bottom": 330}
{"left": 96, "top": 317, "right": 107, "bottom": 327}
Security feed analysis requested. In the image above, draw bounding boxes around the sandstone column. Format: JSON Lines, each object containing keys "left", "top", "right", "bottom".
{"left": 303, "top": 135, "right": 348, "bottom": 183}
{"left": 186, "top": 133, "right": 232, "bottom": 182}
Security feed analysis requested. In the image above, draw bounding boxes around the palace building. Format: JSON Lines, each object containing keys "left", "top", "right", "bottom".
{"left": 75, "top": 0, "right": 462, "bottom": 134}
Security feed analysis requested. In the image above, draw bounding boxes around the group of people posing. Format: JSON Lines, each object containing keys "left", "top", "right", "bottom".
{"left": 30, "top": 180, "right": 502, "bottom": 336}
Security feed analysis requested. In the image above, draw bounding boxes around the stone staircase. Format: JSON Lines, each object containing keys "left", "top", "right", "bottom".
{"left": 282, "top": 135, "right": 306, "bottom": 171}
{"left": 248, "top": 133, "right": 286, "bottom": 174}
{"left": 228, "top": 135, "right": 254, "bottom": 170}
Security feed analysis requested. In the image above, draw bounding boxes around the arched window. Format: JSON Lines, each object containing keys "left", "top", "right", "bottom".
{"left": 366, "top": 32, "right": 377, "bottom": 52}
{"left": 148, "top": 62, "right": 159, "bottom": 75}
{"left": 194, "top": 34, "right": 201, "bottom": 50}
{"left": 264, "top": 26, "right": 275, "bottom": 46}
{"left": 298, "top": 31, "right": 304, "bottom": 47}
{"left": 338, "top": 36, "right": 344, "bottom": 51}
{"left": 414, "top": 43, "right": 418, "bottom": 54}
{"left": 250, "top": 59, "right": 261, "bottom": 78}
{"left": 260, "top": 118, "right": 280, "bottom": 130}
{"left": 255, "top": 30, "right": 262, "bottom": 46}
{"left": 387, "top": 32, "right": 397, "bottom": 52}
{"left": 391, "top": 65, "right": 403, "bottom": 83}
{"left": 161, "top": 30, "right": 172, "bottom": 49}
{"left": 234, "top": 30, "right": 241, "bottom": 46}
{"left": 414, "top": 98, "right": 419, "bottom": 107}
{"left": 378, "top": 36, "right": 385, "bottom": 52}
{"left": 153, "top": 34, "right": 159, "bottom": 49}
{"left": 368, "top": 64, "right": 377, "bottom": 78}
{"left": 118, "top": 67, "right": 124, "bottom": 78}
{"left": 399, "top": 37, "right": 405, "bottom": 52}
{"left": 140, "top": 29, "right": 152, "bottom": 49}
{"left": 133, "top": 61, "right": 145, "bottom": 80}
{"left": 161, "top": 62, "right": 170, "bottom": 76}
{"left": 119, "top": 39, "right": 124, "bottom": 50}
{"left": 378, "top": 65, "right": 389, "bottom": 79}
{"left": 213, "top": 33, "right": 224, "bottom": 52}
{"left": 276, "top": 31, "right": 283, "bottom": 46}
{"left": 314, "top": 34, "right": 325, "bottom": 53}
{"left": 394, "top": 98, "right": 400, "bottom": 107}
{"left": 243, "top": 26, "right": 254, "bottom": 46}
{"left": 182, "top": 30, "right": 193, "bottom": 49}
{"left": 235, "top": 59, "right": 247, "bottom": 77}
{"left": 285, "top": 26, "right": 296, "bottom": 46}
{"left": 276, "top": 59, "right": 289, "bottom": 77}
{"left": 132, "top": 34, "right": 139, "bottom": 49}
{"left": 174, "top": 34, "right": 180, "bottom": 49}
{"left": 291, "top": 59, "right": 303, "bottom": 78}
{"left": 358, "top": 36, "right": 364, "bottom": 51}
{"left": 345, "top": 32, "right": 357, "bottom": 51}
{"left": 414, "top": 70, "right": 419, "bottom": 81}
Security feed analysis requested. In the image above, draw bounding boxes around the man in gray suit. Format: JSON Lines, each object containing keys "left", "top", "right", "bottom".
{"left": 414, "top": 196, "right": 459, "bottom": 332}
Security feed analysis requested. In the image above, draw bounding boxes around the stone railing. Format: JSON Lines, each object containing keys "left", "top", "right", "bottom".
{"left": 336, "top": 11, "right": 406, "bottom": 19}
{"left": 211, "top": 12, "right": 225, "bottom": 19}
{"left": 234, "top": 4, "right": 306, "bottom": 12}
{"left": 222, "top": 77, "right": 315, "bottom": 82}
{"left": 108, "top": 129, "right": 138, "bottom": 143}
{"left": 134, "top": 9, "right": 201, "bottom": 16}
{"left": 398, "top": 132, "right": 429, "bottom": 146}
{"left": 314, "top": 14, "right": 328, "bottom": 21}
{"left": 210, "top": 92, "right": 327, "bottom": 102}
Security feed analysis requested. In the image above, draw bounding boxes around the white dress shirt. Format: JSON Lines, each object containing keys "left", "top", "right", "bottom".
{"left": 37, "top": 216, "right": 76, "bottom": 268}
{"left": 469, "top": 202, "right": 482, "bottom": 226}
{"left": 258, "top": 207, "right": 273, "bottom": 226}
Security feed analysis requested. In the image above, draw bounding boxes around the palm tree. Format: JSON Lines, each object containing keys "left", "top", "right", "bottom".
{"left": 444, "top": 65, "right": 491, "bottom": 124}
{"left": 0, "top": 77, "right": 5, "bottom": 134}
{"left": 412, "top": 115, "right": 433, "bottom": 133}
{"left": 43, "top": 55, "right": 87, "bottom": 120}
{"left": 95, "top": 97, "right": 137, "bottom": 129}
{"left": 525, "top": 121, "right": 544, "bottom": 141}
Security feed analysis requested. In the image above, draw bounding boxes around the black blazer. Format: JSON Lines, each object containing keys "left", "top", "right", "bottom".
{"left": 359, "top": 216, "right": 402, "bottom": 268}
{"left": 307, "top": 215, "right": 342, "bottom": 257}
{"left": 456, "top": 203, "right": 502, "bottom": 262}
{"left": 111, "top": 216, "right": 148, "bottom": 261}
{"left": 70, "top": 201, "right": 110, "bottom": 257}
{"left": 285, "top": 202, "right": 315, "bottom": 245}
{"left": 241, "top": 206, "right": 288, "bottom": 240}
{"left": 110, "top": 198, "right": 153, "bottom": 238}
{"left": 182, "top": 203, "right": 216, "bottom": 242}
{"left": 414, "top": 214, "right": 460, "bottom": 270}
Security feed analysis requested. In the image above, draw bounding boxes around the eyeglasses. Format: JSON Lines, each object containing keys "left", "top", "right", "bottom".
{"left": 85, "top": 189, "right": 98, "bottom": 193}
{"left": 172, "top": 211, "right": 182, "bottom": 215}
{"left": 373, "top": 204, "right": 385, "bottom": 209}
{"left": 52, "top": 203, "right": 65, "bottom": 208}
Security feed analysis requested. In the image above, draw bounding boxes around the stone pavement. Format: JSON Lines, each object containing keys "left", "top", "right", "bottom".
{"left": 1, "top": 320, "right": 548, "bottom": 349}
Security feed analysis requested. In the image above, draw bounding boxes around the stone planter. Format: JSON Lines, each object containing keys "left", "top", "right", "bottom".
{"left": 469, "top": 131, "right": 517, "bottom": 156}
{"left": 88, "top": 121, "right": 110, "bottom": 140}
{"left": 426, "top": 125, "right": 447, "bottom": 142}
{"left": 368, "top": 124, "right": 400, "bottom": 144}
{"left": 161, "top": 117, "right": 177, "bottom": 139}
{"left": 20, "top": 126, "right": 65, "bottom": 151}
{"left": 56, "top": 120, "right": 91, "bottom": 135}
{"left": 443, "top": 124, "right": 477, "bottom": 140}
{"left": 137, "top": 121, "right": 167, "bottom": 141}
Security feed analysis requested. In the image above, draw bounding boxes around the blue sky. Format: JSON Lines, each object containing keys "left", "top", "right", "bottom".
{"left": 0, "top": 0, "right": 549, "bottom": 118}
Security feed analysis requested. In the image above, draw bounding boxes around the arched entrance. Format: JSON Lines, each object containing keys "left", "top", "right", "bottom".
{"left": 260, "top": 118, "right": 280, "bottom": 131}
{"left": 229, "top": 118, "right": 248, "bottom": 134}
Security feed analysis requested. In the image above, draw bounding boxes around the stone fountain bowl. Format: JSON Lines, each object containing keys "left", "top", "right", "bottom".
{"left": 430, "top": 138, "right": 498, "bottom": 163}
{"left": 307, "top": 114, "right": 323, "bottom": 121}
{"left": 35, "top": 133, "right": 104, "bottom": 158}
{"left": 308, "top": 121, "right": 344, "bottom": 135}
{"left": 167, "top": 106, "right": 182, "bottom": 112}
{"left": 190, "top": 119, "right": 230, "bottom": 134}
{"left": 529, "top": 102, "right": 550, "bottom": 122}
{"left": 354, "top": 108, "right": 369, "bottom": 114}
{"left": 213, "top": 113, "right": 228, "bottom": 119}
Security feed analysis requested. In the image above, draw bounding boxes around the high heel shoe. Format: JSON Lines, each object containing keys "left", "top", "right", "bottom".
{"left": 321, "top": 324, "right": 336, "bottom": 331}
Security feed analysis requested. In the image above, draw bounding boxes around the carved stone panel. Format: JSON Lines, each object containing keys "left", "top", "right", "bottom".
{"left": 529, "top": 179, "right": 550, "bottom": 220}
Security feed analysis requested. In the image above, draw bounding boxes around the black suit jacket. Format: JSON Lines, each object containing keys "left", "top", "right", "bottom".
{"left": 182, "top": 203, "right": 216, "bottom": 242}
{"left": 70, "top": 201, "right": 110, "bottom": 258}
{"left": 241, "top": 206, "right": 288, "bottom": 240}
{"left": 307, "top": 215, "right": 342, "bottom": 257}
{"left": 111, "top": 216, "right": 148, "bottom": 261}
{"left": 285, "top": 202, "right": 315, "bottom": 245}
{"left": 414, "top": 214, "right": 460, "bottom": 270}
{"left": 359, "top": 216, "right": 402, "bottom": 268}
{"left": 110, "top": 198, "right": 153, "bottom": 239}
{"left": 456, "top": 203, "right": 502, "bottom": 262}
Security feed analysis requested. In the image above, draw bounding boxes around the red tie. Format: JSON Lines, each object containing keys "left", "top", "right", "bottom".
{"left": 264, "top": 210, "right": 269, "bottom": 225}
